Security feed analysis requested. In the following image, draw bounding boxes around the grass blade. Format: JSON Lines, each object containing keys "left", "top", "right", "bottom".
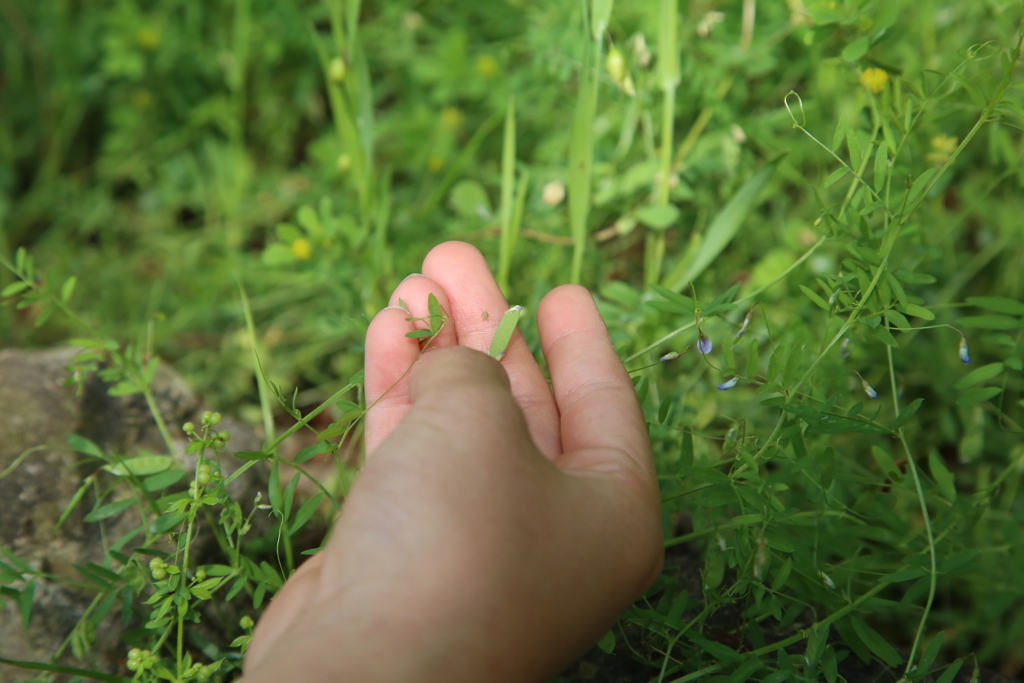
{"left": 662, "top": 162, "right": 776, "bottom": 292}
{"left": 498, "top": 97, "right": 518, "bottom": 293}
{"left": 489, "top": 306, "right": 524, "bottom": 360}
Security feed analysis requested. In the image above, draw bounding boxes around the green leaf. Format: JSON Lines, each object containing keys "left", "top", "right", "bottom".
{"left": 892, "top": 398, "right": 924, "bottom": 430}
{"left": 928, "top": 451, "right": 956, "bottom": 502}
{"left": 873, "top": 140, "right": 888, "bottom": 192}
{"left": 799, "top": 285, "right": 830, "bottom": 311}
{"left": 405, "top": 328, "right": 434, "bottom": 339}
{"left": 449, "top": 179, "right": 492, "bottom": 220}
{"left": 428, "top": 292, "right": 444, "bottom": 335}
{"left": 842, "top": 34, "right": 871, "bottom": 61}
{"left": 954, "top": 362, "right": 1004, "bottom": 390}
{"left": 850, "top": 618, "right": 902, "bottom": 666}
{"left": 294, "top": 442, "right": 332, "bottom": 465}
{"left": 806, "top": 418, "right": 889, "bottom": 435}
{"left": 648, "top": 283, "right": 694, "bottom": 314}
{"left": 956, "top": 387, "right": 1002, "bottom": 406}
{"left": 0, "top": 656, "right": 133, "bottom": 683}
{"left": 871, "top": 324, "right": 900, "bottom": 348}
{"left": 903, "top": 303, "right": 935, "bottom": 320}
{"left": 879, "top": 568, "right": 928, "bottom": 584}
{"left": 488, "top": 306, "right": 524, "bottom": 360}
{"left": 824, "top": 166, "right": 849, "bottom": 188}
{"left": 663, "top": 164, "right": 775, "bottom": 292}
{"left": 680, "top": 427, "right": 693, "bottom": 467}
{"left": 871, "top": 445, "right": 901, "bottom": 478}
{"left": 906, "top": 167, "right": 936, "bottom": 209}
{"left": 233, "top": 450, "right": 271, "bottom": 461}
{"left": 689, "top": 637, "right": 741, "bottom": 662}
{"left": 846, "top": 128, "right": 865, "bottom": 170}
{"left": 885, "top": 309, "right": 910, "bottom": 331}
{"left": 596, "top": 629, "right": 616, "bottom": 654}
{"left": 746, "top": 338, "right": 759, "bottom": 382}
{"left": 103, "top": 455, "right": 173, "bottom": 477}
{"left": 966, "top": 296, "right": 1024, "bottom": 316}
{"left": 958, "top": 314, "right": 1020, "bottom": 330}
{"left": 832, "top": 116, "right": 848, "bottom": 151}
{"left": 67, "top": 434, "right": 104, "bottom": 458}
{"left": 261, "top": 242, "right": 295, "bottom": 266}
{"left": 18, "top": 578, "right": 36, "bottom": 629}
{"left": 60, "top": 276, "right": 77, "bottom": 304}
{"left": 318, "top": 411, "right": 363, "bottom": 440}
{"left": 84, "top": 498, "right": 135, "bottom": 522}
{"left": 724, "top": 656, "right": 763, "bottom": 683}
{"left": 289, "top": 493, "right": 326, "bottom": 535}
{"left": 919, "top": 632, "right": 945, "bottom": 673}
{"left": 1, "top": 280, "right": 31, "bottom": 297}
{"left": 636, "top": 203, "right": 680, "bottom": 230}
{"left": 935, "top": 660, "right": 964, "bottom": 683}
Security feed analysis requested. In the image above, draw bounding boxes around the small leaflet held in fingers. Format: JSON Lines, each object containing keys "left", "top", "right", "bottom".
{"left": 489, "top": 305, "right": 524, "bottom": 361}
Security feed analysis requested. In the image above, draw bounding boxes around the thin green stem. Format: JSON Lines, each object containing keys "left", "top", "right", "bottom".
{"left": 886, "top": 344, "right": 937, "bottom": 674}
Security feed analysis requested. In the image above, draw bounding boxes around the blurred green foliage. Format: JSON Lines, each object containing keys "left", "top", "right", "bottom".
{"left": 3, "top": 0, "right": 1024, "bottom": 679}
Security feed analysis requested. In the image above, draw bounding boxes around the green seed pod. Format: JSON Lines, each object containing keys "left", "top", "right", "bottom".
{"left": 606, "top": 46, "right": 627, "bottom": 84}
{"left": 196, "top": 465, "right": 211, "bottom": 485}
{"left": 182, "top": 422, "right": 195, "bottom": 435}
{"left": 240, "top": 615, "right": 255, "bottom": 630}
{"left": 217, "top": 430, "right": 231, "bottom": 442}
{"left": 209, "top": 412, "right": 222, "bottom": 426}
{"left": 328, "top": 57, "right": 347, "bottom": 84}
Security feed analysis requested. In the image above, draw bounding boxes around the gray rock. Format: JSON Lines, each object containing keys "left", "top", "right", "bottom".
{"left": 0, "top": 348, "right": 267, "bottom": 682}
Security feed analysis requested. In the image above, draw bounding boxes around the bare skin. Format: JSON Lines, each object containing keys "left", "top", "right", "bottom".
{"left": 239, "top": 241, "right": 663, "bottom": 682}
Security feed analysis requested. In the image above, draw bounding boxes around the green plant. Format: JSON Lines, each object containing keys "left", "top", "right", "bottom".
{"left": 3, "top": 0, "right": 1024, "bottom": 680}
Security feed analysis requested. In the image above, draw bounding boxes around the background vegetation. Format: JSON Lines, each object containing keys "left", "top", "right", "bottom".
{"left": 2, "top": 0, "right": 1024, "bottom": 680}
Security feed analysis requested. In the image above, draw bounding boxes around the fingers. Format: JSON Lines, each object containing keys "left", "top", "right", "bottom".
{"left": 365, "top": 275, "right": 455, "bottom": 457}
{"left": 423, "top": 242, "right": 561, "bottom": 459}
{"left": 536, "top": 285, "right": 653, "bottom": 478}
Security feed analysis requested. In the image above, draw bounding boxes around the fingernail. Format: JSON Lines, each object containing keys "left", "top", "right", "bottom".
{"left": 380, "top": 304, "right": 409, "bottom": 315}
{"left": 401, "top": 273, "right": 425, "bottom": 283}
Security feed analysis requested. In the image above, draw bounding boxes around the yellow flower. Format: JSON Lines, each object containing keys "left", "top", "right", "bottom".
{"left": 926, "top": 134, "right": 959, "bottom": 165}
{"left": 859, "top": 67, "right": 889, "bottom": 94}
{"left": 441, "top": 107, "right": 463, "bottom": 130}
{"left": 476, "top": 55, "right": 498, "bottom": 78}
{"left": 136, "top": 26, "right": 161, "bottom": 51}
{"left": 291, "top": 238, "right": 312, "bottom": 261}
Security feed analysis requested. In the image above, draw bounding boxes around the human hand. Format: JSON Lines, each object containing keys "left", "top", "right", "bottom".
{"left": 241, "top": 242, "right": 663, "bottom": 682}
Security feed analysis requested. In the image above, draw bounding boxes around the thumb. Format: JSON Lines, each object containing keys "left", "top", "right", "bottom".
{"left": 394, "top": 346, "right": 534, "bottom": 457}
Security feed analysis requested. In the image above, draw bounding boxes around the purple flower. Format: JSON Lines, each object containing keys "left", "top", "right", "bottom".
{"left": 717, "top": 377, "right": 739, "bottom": 390}
{"left": 958, "top": 336, "right": 972, "bottom": 365}
{"left": 698, "top": 333, "right": 713, "bottom": 355}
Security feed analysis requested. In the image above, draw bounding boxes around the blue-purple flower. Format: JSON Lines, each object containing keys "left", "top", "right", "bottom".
{"left": 861, "top": 378, "right": 878, "bottom": 399}
{"left": 698, "top": 333, "right": 713, "bottom": 355}
{"left": 736, "top": 309, "right": 754, "bottom": 338}
{"left": 958, "top": 335, "right": 972, "bottom": 365}
{"left": 660, "top": 351, "right": 680, "bottom": 363}
{"left": 717, "top": 377, "right": 739, "bottom": 390}
{"left": 839, "top": 338, "right": 851, "bottom": 360}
